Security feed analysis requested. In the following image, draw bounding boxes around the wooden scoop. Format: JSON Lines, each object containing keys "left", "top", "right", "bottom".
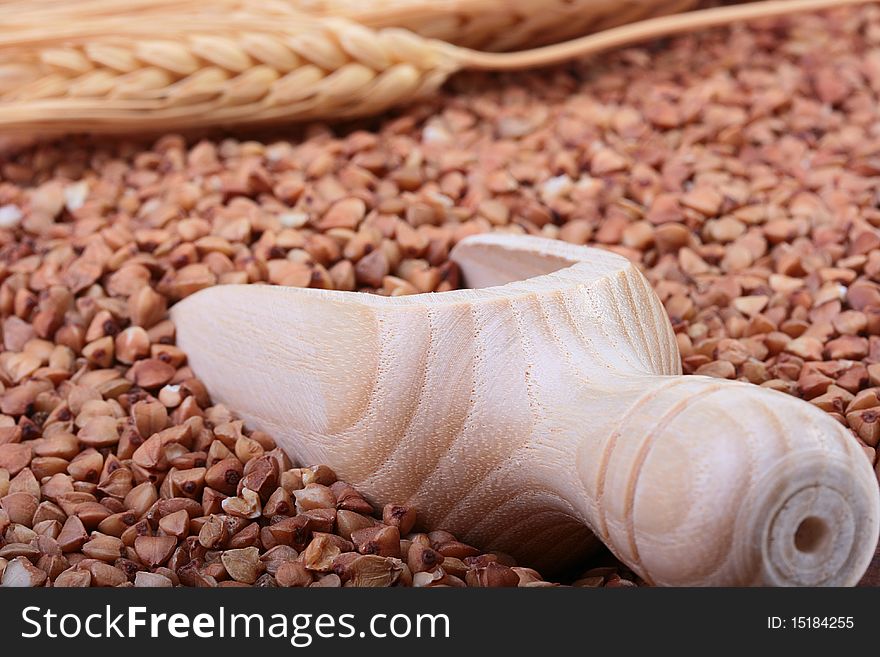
{"left": 171, "top": 234, "right": 880, "bottom": 586}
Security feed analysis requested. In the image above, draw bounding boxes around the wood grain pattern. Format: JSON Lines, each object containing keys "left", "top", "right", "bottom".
{"left": 172, "top": 234, "right": 880, "bottom": 585}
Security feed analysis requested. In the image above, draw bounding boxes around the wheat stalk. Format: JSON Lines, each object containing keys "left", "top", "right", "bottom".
{"left": 0, "top": 0, "right": 871, "bottom": 134}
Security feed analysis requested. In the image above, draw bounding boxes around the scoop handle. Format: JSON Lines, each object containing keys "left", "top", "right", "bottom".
{"left": 548, "top": 371, "right": 878, "bottom": 586}
{"left": 452, "top": 236, "right": 879, "bottom": 584}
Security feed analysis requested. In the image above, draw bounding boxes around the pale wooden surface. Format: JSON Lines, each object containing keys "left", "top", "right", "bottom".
{"left": 172, "top": 234, "right": 880, "bottom": 585}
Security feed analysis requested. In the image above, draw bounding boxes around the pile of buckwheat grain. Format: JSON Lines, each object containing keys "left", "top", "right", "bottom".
{"left": 1, "top": 4, "right": 879, "bottom": 587}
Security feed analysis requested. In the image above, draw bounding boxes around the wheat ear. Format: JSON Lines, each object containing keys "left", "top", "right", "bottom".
{"left": 0, "top": 0, "right": 871, "bottom": 134}
{"left": 0, "top": 0, "right": 705, "bottom": 52}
